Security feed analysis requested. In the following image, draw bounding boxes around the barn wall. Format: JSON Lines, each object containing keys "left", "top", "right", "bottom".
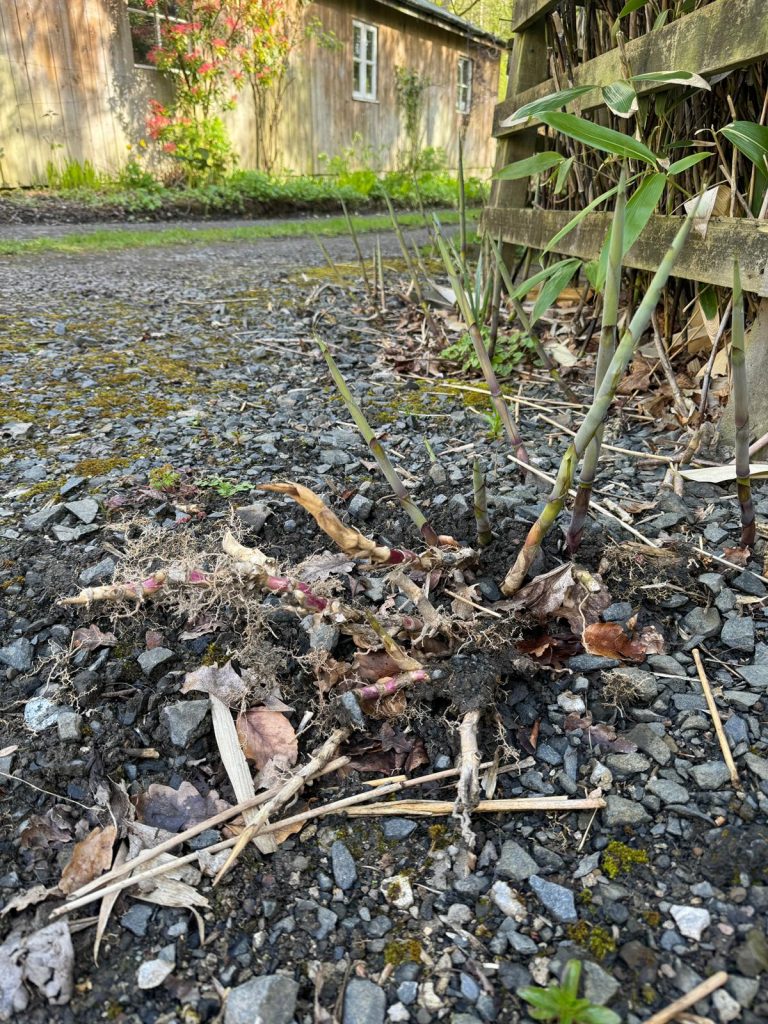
{"left": 0, "top": 0, "right": 499, "bottom": 187}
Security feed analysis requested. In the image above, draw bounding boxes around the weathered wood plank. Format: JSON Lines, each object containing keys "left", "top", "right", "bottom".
{"left": 495, "top": 0, "right": 768, "bottom": 136}
{"left": 511, "top": 0, "right": 562, "bottom": 34}
{"left": 482, "top": 207, "right": 768, "bottom": 296}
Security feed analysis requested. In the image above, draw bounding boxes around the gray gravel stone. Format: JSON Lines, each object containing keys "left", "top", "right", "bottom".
{"left": 24, "top": 697, "right": 64, "bottom": 732}
{"left": 528, "top": 876, "right": 576, "bottom": 922}
{"left": 603, "top": 795, "right": 651, "bottom": 827}
{"left": 348, "top": 494, "right": 373, "bottom": 520}
{"left": 382, "top": 818, "right": 417, "bottom": 840}
{"left": 0, "top": 638, "right": 32, "bottom": 671}
{"left": 78, "top": 557, "right": 115, "bottom": 586}
{"left": 582, "top": 961, "right": 620, "bottom": 1005}
{"left": 496, "top": 840, "right": 538, "bottom": 882}
{"left": 682, "top": 606, "right": 721, "bottom": 638}
{"left": 737, "top": 664, "right": 768, "bottom": 689}
{"left": 64, "top": 498, "right": 99, "bottom": 524}
{"left": 606, "top": 753, "right": 652, "bottom": 775}
{"left": 331, "top": 840, "right": 357, "bottom": 890}
{"left": 121, "top": 903, "right": 154, "bottom": 937}
{"left": 721, "top": 616, "right": 755, "bottom": 653}
{"left": 225, "top": 974, "right": 299, "bottom": 1024}
{"left": 733, "top": 573, "right": 766, "bottom": 597}
{"left": 689, "top": 761, "right": 732, "bottom": 789}
{"left": 745, "top": 753, "right": 768, "bottom": 781}
{"left": 626, "top": 723, "right": 671, "bottom": 765}
{"left": 724, "top": 715, "right": 749, "bottom": 746}
{"left": 138, "top": 647, "right": 175, "bottom": 677}
{"left": 23, "top": 504, "right": 65, "bottom": 532}
{"left": 57, "top": 711, "right": 82, "bottom": 742}
{"left": 646, "top": 777, "right": 690, "bottom": 804}
{"left": 602, "top": 667, "right": 659, "bottom": 705}
{"left": 343, "top": 978, "right": 386, "bottom": 1024}
{"left": 162, "top": 699, "right": 209, "bottom": 746}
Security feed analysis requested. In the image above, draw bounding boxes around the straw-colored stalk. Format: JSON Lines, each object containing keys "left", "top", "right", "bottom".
{"left": 384, "top": 193, "right": 423, "bottom": 303}
{"left": 473, "top": 460, "right": 492, "bottom": 547}
{"left": 435, "top": 231, "right": 531, "bottom": 468}
{"left": 566, "top": 169, "right": 627, "bottom": 554}
{"left": 732, "top": 261, "right": 755, "bottom": 548}
{"left": 340, "top": 198, "right": 371, "bottom": 295}
{"left": 318, "top": 340, "right": 440, "bottom": 546}
{"left": 502, "top": 197, "right": 699, "bottom": 595}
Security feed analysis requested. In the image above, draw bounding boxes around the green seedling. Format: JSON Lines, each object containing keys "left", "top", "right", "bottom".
{"left": 198, "top": 476, "right": 251, "bottom": 498}
{"left": 518, "top": 960, "right": 621, "bottom": 1024}
{"left": 148, "top": 464, "right": 182, "bottom": 492}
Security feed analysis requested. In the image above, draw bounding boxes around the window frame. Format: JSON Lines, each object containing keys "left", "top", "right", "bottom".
{"left": 352, "top": 20, "right": 378, "bottom": 102}
{"left": 457, "top": 56, "right": 473, "bottom": 114}
{"left": 126, "top": 3, "right": 186, "bottom": 70}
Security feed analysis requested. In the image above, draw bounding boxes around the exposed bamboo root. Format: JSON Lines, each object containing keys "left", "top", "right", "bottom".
{"left": 455, "top": 708, "right": 482, "bottom": 851}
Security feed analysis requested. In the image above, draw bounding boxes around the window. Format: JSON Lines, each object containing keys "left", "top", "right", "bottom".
{"left": 352, "top": 21, "right": 377, "bottom": 101}
{"left": 127, "top": 3, "right": 186, "bottom": 68}
{"left": 457, "top": 56, "right": 473, "bottom": 114}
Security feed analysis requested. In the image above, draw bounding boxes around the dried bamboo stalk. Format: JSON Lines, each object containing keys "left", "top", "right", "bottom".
{"left": 642, "top": 971, "right": 728, "bottom": 1024}
{"left": 502, "top": 196, "right": 700, "bottom": 594}
{"left": 318, "top": 340, "right": 439, "bottom": 545}
{"left": 384, "top": 193, "right": 423, "bottom": 303}
{"left": 566, "top": 169, "right": 626, "bottom": 555}
{"left": 213, "top": 727, "right": 350, "bottom": 884}
{"left": 731, "top": 262, "right": 755, "bottom": 548}
{"left": 346, "top": 796, "right": 606, "bottom": 816}
{"left": 692, "top": 648, "right": 739, "bottom": 786}
{"left": 340, "top": 199, "right": 371, "bottom": 295}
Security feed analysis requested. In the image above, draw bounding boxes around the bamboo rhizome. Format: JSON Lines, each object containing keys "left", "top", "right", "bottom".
{"left": 502, "top": 195, "right": 701, "bottom": 595}
{"left": 565, "top": 168, "right": 627, "bottom": 555}
{"left": 317, "top": 339, "right": 440, "bottom": 546}
{"left": 731, "top": 261, "right": 755, "bottom": 548}
{"left": 434, "top": 227, "right": 531, "bottom": 471}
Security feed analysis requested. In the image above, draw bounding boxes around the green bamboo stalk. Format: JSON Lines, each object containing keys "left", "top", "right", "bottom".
{"left": 489, "top": 238, "right": 577, "bottom": 403}
{"left": 565, "top": 169, "right": 627, "bottom": 554}
{"left": 458, "top": 134, "right": 467, "bottom": 263}
{"left": 434, "top": 229, "right": 531, "bottom": 469}
{"left": 314, "top": 237, "right": 344, "bottom": 286}
{"left": 383, "top": 193, "right": 423, "bottom": 303}
{"left": 473, "top": 460, "right": 492, "bottom": 547}
{"left": 376, "top": 236, "right": 386, "bottom": 312}
{"left": 732, "top": 260, "right": 756, "bottom": 548}
{"left": 340, "top": 198, "right": 371, "bottom": 295}
{"left": 501, "top": 195, "right": 700, "bottom": 595}
{"left": 317, "top": 339, "right": 439, "bottom": 546}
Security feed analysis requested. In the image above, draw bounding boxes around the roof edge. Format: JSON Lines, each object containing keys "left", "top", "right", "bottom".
{"left": 371, "top": 0, "right": 508, "bottom": 48}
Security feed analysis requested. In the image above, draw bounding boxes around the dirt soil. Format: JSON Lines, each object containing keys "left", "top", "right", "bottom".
{"left": 1, "top": 226, "right": 767, "bottom": 1024}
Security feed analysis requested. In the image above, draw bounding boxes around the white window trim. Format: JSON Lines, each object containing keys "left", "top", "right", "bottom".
{"left": 457, "top": 56, "right": 473, "bottom": 114}
{"left": 126, "top": 3, "right": 185, "bottom": 70}
{"left": 352, "top": 20, "right": 378, "bottom": 102}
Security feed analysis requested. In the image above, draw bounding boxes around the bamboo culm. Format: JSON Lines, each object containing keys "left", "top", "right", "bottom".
{"left": 566, "top": 169, "right": 627, "bottom": 554}
{"left": 502, "top": 195, "right": 700, "bottom": 594}
{"left": 732, "top": 261, "right": 755, "bottom": 547}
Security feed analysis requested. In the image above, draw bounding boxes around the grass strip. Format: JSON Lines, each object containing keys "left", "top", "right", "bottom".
{"left": 0, "top": 209, "right": 477, "bottom": 257}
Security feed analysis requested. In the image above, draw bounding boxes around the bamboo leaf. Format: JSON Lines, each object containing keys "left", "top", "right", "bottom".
{"left": 593, "top": 172, "right": 666, "bottom": 291}
{"left": 632, "top": 70, "right": 711, "bottom": 91}
{"left": 539, "top": 112, "right": 658, "bottom": 165}
{"left": 721, "top": 121, "right": 768, "bottom": 173}
{"left": 494, "top": 152, "right": 564, "bottom": 181}
{"left": 601, "top": 80, "right": 638, "bottom": 119}
{"left": 531, "top": 260, "right": 581, "bottom": 325}
{"left": 542, "top": 184, "right": 621, "bottom": 255}
{"left": 499, "top": 86, "right": 593, "bottom": 128}
{"left": 653, "top": 10, "right": 670, "bottom": 29}
{"left": 667, "top": 152, "right": 712, "bottom": 175}
{"left": 510, "top": 258, "right": 582, "bottom": 305}
{"left": 617, "top": 0, "right": 649, "bottom": 15}
{"left": 554, "top": 155, "right": 574, "bottom": 194}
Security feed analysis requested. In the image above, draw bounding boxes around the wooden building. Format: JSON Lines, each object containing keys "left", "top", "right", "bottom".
{"left": 0, "top": 1, "right": 503, "bottom": 188}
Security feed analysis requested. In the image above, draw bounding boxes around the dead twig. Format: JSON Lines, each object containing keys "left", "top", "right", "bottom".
{"left": 346, "top": 796, "right": 606, "bottom": 816}
{"left": 455, "top": 708, "right": 482, "bottom": 851}
{"left": 642, "top": 971, "right": 728, "bottom": 1024}
{"left": 691, "top": 648, "right": 739, "bottom": 786}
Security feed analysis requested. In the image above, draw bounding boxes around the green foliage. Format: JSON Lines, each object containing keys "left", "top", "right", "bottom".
{"left": 148, "top": 464, "right": 181, "bottom": 492}
{"left": 117, "top": 157, "right": 160, "bottom": 191}
{"left": 518, "top": 960, "right": 621, "bottom": 1024}
{"left": 395, "top": 66, "right": 428, "bottom": 172}
{"left": 198, "top": 475, "right": 252, "bottom": 498}
{"left": 45, "top": 158, "right": 102, "bottom": 190}
{"left": 442, "top": 325, "right": 536, "bottom": 377}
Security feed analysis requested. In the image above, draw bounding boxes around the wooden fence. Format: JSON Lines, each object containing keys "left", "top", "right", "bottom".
{"left": 485, "top": 0, "right": 768, "bottom": 297}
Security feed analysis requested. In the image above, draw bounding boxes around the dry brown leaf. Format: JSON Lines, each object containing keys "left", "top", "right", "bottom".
{"left": 0, "top": 885, "right": 57, "bottom": 917}
{"left": 564, "top": 713, "right": 638, "bottom": 753}
{"left": 236, "top": 707, "right": 298, "bottom": 771}
{"left": 144, "top": 629, "right": 164, "bottom": 650}
{"left": 182, "top": 661, "right": 247, "bottom": 707}
{"left": 502, "top": 563, "right": 610, "bottom": 631}
{"left": 299, "top": 551, "right": 356, "bottom": 582}
{"left": 582, "top": 622, "right": 648, "bottom": 663}
{"left": 59, "top": 825, "right": 117, "bottom": 895}
{"left": 71, "top": 624, "right": 118, "bottom": 651}
{"left": 260, "top": 481, "right": 407, "bottom": 563}
{"left": 19, "top": 810, "right": 72, "bottom": 849}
